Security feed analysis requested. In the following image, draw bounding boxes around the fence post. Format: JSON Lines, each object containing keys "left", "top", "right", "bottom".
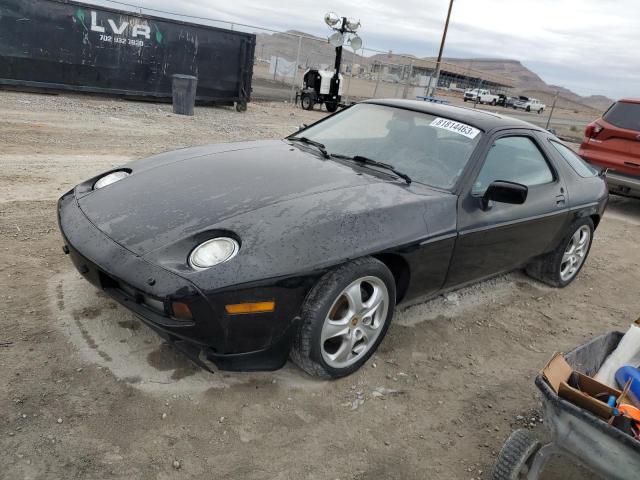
{"left": 344, "top": 49, "right": 357, "bottom": 104}
{"left": 273, "top": 56, "right": 278, "bottom": 81}
{"left": 290, "top": 35, "right": 302, "bottom": 104}
{"left": 373, "top": 60, "right": 382, "bottom": 98}
{"left": 402, "top": 60, "right": 414, "bottom": 99}
{"left": 394, "top": 65, "right": 404, "bottom": 98}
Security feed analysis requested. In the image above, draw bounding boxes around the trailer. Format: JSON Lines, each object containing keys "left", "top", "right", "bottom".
{"left": 0, "top": 0, "right": 255, "bottom": 110}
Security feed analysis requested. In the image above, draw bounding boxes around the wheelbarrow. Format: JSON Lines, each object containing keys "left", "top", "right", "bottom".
{"left": 491, "top": 332, "right": 640, "bottom": 480}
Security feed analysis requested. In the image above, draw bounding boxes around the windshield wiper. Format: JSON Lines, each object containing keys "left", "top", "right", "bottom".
{"left": 330, "top": 154, "right": 412, "bottom": 184}
{"left": 288, "top": 136, "right": 329, "bottom": 158}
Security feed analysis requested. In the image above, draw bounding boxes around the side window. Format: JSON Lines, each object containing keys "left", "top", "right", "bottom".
{"left": 473, "top": 136, "right": 555, "bottom": 195}
{"left": 549, "top": 140, "right": 598, "bottom": 177}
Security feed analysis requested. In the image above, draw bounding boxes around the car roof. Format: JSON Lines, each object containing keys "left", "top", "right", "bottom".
{"left": 619, "top": 98, "right": 640, "bottom": 104}
{"left": 363, "top": 99, "right": 545, "bottom": 132}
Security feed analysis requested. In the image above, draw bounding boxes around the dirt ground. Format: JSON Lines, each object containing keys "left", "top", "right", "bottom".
{"left": 1, "top": 90, "right": 639, "bottom": 480}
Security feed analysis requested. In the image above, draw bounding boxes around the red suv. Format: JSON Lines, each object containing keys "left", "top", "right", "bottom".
{"left": 579, "top": 98, "right": 640, "bottom": 198}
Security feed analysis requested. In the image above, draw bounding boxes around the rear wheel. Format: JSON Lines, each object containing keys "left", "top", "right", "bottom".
{"left": 463, "top": 97, "right": 468, "bottom": 102}
{"left": 525, "top": 217, "right": 594, "bottom": 287}
{"left": 301, "top": 93, "right": 314, "bottom": 111}
{"left": 235, "top": 101, "right": 247, "bottom": 113}
{"left": 490, "top": 429, "right": 542, "bottom": 480}
{"left": 291, "top": 257, "right": 396, "bottom": 378}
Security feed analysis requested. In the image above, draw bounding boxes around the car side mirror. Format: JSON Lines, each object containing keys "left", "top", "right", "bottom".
{"left": 298, "top": 123, "right": 307, "bottom": 131}
{"left": 480, "top": 180, "right": 528, "bottom": 210}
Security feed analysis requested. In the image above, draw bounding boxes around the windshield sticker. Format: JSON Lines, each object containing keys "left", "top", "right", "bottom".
{"left": 430, "top": 118, "right": 480, "bottom": 139}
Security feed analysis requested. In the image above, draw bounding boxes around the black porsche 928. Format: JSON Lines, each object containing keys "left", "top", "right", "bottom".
{"left": 58, "top": 100, "right": 607, "bottom": 378}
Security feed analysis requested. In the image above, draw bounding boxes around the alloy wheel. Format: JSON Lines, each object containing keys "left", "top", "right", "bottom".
{"left": 320, "top": 276, "right": 389, "bottom": 368}
{"left": 559, "top": 225, "right": 591, "bottom": 282}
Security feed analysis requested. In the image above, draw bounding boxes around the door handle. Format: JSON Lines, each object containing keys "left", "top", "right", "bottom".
{"left": 556, "top": 194, "right": 566, "bottom": 205}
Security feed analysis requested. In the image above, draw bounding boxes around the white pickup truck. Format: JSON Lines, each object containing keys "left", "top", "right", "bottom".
{"left": 463, "top": 88, "right": 500, "bottom": 105}
{"left": 513, "top": 97, "right": 546, "bottom": 114}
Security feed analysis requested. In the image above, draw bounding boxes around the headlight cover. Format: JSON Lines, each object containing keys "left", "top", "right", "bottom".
{"left": 189, "top": 237, "right": 239, "bottom": 269}
{"left": 94, "top": 171, "right": 130, "bottom": 190}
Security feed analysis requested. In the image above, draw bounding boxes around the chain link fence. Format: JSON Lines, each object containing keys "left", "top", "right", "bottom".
{"left": 78, "top": 1, "right": 599, "bottom": 140}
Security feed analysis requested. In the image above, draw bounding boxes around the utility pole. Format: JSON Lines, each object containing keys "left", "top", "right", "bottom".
{"left": 426, "top": 0, "right": 454, "bottom": 96}
{"left": 545, "top": 90, "right": 559, "bottom": 130}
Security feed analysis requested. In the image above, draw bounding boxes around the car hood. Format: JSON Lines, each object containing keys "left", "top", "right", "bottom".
{"left": 77, "top": 140, "right": 376, "bottom": 256}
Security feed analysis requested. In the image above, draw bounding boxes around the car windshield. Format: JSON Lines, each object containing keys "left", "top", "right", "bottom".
{"left": 294, "top": 103, "right": 483, "bottom": 189}
{"left": 604, "top": 101, "right": 640, "bottom": 132}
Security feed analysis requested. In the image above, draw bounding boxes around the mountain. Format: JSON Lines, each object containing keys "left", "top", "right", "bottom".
{"left": 442, "top": 58, "right": 613, "bottom": 111}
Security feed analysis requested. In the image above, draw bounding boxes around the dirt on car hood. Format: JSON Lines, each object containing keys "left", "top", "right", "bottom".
{"left": 77, "top": 140, "right": 375, "bottom": 256}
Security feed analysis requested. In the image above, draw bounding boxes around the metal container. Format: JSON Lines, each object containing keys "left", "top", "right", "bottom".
{"left": 0, "top": 0, "right": 255, "bottom": 109}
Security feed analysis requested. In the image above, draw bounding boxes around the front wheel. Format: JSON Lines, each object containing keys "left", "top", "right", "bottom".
{"left": 291, "top": 257, "right": 396, "bottom": 378}
{"left": 538, "top": 108, "right": 544, "bottom": 114}
{"left": 525, "top": 217, "right": 594, "bottom": 287}
{"left": 301, "top": 93, "right": 314, "bottom": 111}
{"left": 492, "top": 99, "right": 497, "bottom": 106}
{"left": 526, "top": 105, "right": 531, "bottom": 112}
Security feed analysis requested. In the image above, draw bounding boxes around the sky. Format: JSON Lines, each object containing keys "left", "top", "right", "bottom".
{"left": 86, "top": 0, "right": 639, "bottom": 99}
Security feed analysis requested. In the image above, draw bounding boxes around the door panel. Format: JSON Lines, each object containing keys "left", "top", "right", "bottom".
{"left": 446, "top": 132, "right": 569, "bottom": 287}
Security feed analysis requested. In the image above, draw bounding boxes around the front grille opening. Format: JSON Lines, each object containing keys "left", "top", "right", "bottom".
{"left": 98, "top": 271, "right": 166, "bottom": 315}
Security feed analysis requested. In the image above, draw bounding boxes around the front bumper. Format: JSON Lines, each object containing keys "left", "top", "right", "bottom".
{"left": 57, "top": 189, "right": 299, "bottom": 371}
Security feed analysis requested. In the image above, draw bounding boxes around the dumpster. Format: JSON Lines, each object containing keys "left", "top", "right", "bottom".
{"left": 0, "top": 0, "right": 255, "bottom": 110}
{"left": 491, "top": 332, "right": 640, "bottom": 480}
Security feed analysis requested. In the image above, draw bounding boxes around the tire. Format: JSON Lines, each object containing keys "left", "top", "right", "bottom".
{"left": 538, "top": 108, "right": 543, "bottom": 114}
{"left": 290, "top": 257, "right": 396, "bottom": 379}
{"left": 492, "top": 99, "right": 497, "bottom": 106}
{"left": 526, "top": 105, "right": 531, "bottom": 112}
{"left": 525, "top": 217, "right": 594, "bottom": 287}
{"left": 513, "top": 105, "right": 518, "bottom": 110}
{"left": 325, "top": 102, "right": 339, "bottom": 113}
{"left": 301, "top": 94, "right": 314, "bottom": 111}
{"left": 490, "top": 429, "right": 542, "bottom": 480}
{"left": 463, "top": 97, "right": 468, "bottom": 102}
{"left": 235, "top": 101, "right": 247, "bottom": 113}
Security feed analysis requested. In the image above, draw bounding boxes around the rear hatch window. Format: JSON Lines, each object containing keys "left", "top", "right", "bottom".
{"left": 603, "top": 102, "right": 640, "bottom": 132}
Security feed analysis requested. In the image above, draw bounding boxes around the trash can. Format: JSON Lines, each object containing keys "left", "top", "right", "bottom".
{"left": 172, "top": 75, "right": 198, "bottom": 116}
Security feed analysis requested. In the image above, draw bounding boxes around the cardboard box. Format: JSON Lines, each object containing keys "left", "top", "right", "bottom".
{"left": 542, "top": 353, "right": 626, "bottom": 419}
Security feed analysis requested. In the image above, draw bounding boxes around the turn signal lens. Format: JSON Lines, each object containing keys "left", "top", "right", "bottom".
{"left": 225, "top": 301, "right": 275, "bottom": 315}
{"left": 171, "top": 301, "right": 193, "bottom": 320}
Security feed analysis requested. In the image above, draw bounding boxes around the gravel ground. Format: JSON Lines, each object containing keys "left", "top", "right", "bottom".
{"left": 1, "top": 90, "right": 639, "bottom": 480}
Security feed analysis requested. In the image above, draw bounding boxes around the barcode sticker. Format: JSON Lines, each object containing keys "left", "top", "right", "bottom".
{"left": 430, "top": 118, "right": 480, "bottom": 139}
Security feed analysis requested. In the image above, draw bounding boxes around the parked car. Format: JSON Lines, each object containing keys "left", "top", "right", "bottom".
{"left": 504, "top": 96, "right": 519, "bottom": 108}
{"left": 58, "top": 100, "right": 607, "bottom": 378}
{"left": 514, "top": 97, "right": 546, "bottom": 113}
{"left": 464, "top": 88, "right": 500, "bottom": 105}
{"left": 579, "top": 98, "right": 640, "bottom": 198}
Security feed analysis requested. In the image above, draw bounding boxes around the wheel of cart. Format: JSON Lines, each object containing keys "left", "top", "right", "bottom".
{"left": 490, "top": 332, "right": 640, "bottom": 480}
{"left": 325, "top": 101, "right": 338, "bottom": 113}
{"left": 301, "top": 93, "right": 315, "bottom": 111}
{"left": 490, "top": 429, "right": 542, "bottom": 479}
